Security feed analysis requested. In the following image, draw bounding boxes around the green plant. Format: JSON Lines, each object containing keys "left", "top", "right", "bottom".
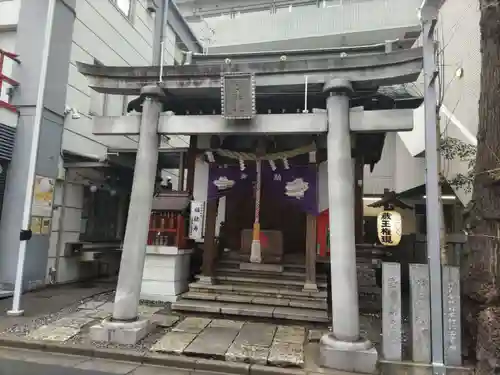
{"left": 440, "top": 136, "right": 476, "bottom": 193}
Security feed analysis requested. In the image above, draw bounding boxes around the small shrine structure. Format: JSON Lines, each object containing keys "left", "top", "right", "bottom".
{"left": 77, "top": 42, "right": 423, "bottom": 373}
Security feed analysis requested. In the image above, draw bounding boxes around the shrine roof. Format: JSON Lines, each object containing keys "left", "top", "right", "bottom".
{"left": 77, "top": 46, "right": 422, "bottom": 100}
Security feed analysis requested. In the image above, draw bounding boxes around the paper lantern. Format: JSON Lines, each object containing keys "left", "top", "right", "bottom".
{"left": 377, "top": 210, "right": 402, "bottom": 246}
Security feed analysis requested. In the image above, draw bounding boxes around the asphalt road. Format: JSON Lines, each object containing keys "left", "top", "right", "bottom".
{"left": 0, "top": 358, "right": 113, "bottom": 375}
{"left": 0, "top": 356, "right": 188, "bottom": 375}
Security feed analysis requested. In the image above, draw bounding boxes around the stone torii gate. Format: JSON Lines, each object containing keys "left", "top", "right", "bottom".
{"left": 78, "top": 44, "right": 423, "bottom": 373}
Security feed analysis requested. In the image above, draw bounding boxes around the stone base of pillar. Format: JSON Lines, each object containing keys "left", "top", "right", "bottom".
{"left": 90, "top": 317, "right": 152, "bottom": 345}
{"left": 302, "top": 282, "right": 319, "bottom": 292}
{"left": 319, "top": 334, "right": 378, "bottom": 374}
{"left": 197, "top": 275, "right": 216, "bottom": 285}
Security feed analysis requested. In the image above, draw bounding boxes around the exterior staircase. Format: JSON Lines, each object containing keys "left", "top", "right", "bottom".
{"left": 172, "top": 253, "right": 381, "bottom": 323}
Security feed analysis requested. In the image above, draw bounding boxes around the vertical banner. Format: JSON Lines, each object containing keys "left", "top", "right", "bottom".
{"left": 189, "top": 201, "right": 205, "bottom": 240}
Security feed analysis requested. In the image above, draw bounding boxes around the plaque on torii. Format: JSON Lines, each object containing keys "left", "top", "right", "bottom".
{"left": 221, "top": 72, "right": 256, "bottom": 120}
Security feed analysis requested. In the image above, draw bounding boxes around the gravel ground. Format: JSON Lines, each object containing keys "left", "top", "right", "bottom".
{"left": 0, "top": 290, "right": 115, "bottom": 337}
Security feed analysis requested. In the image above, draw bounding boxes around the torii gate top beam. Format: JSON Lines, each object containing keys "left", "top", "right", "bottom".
{"left": 76, "top": 47, "right": 423, "bottom": 100}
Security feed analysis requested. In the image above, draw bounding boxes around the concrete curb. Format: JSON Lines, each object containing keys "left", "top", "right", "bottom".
{"left": 0, "top": 336, "right": 307, "bottom": 375}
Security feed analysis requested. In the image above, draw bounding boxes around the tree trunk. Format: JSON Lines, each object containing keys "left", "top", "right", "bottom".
{"left": 463, "top": 2, "right": 500, "bottom": 373}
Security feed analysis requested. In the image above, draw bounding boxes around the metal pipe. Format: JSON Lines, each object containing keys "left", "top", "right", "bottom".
{"left": 8, "top": 0, "right": 56, "bottom": 316}
{"left": 420, "top": 2, "right": 445, "bottom": 374}
{"left": 178, "top": 151, "right": 185, "bottom": 191}
{"left": 153, "top": 0, "right": 168, "bottom": 66}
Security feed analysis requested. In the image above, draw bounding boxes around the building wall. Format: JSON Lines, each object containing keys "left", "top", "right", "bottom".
{"left": 396, "top": 0, "right": 480, "bottom": 204}
{"left": 438, "top": 0, "right": 480, "bottom": 140}
{"left": 63, "top": 0, "right": 183, "bottom": 160}
{"left": 0, "top": 0, "right": 189, "bottom": 289}
{"left": 180, "top": 0, "right": 421, "bottom": 51}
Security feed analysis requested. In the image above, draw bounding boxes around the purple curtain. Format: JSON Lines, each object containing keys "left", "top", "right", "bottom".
{"left": 207, "top": 165, "right": 256, "bottom": 200}
{"left": 262, "top": 165, "right": 318, "bottom": 216}
{"left": 207, "top": 164, "right": 317, "bottom": 215}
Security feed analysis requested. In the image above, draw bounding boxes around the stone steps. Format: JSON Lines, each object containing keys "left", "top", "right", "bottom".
{"left": 203, "top": 274, "right": 328, "bottom": 289}
{"left": 171, "top": 299, "right": 329, "bottom": 323}
{"left": 180, "top": 291, "right": 328, "bottom": 310}
{"left": 187, "top": 282, "right": 327, "bottom": 300}
{"left": 215, "top": 267, "right": 375, "bottom": 288}
{"left": 217, "top": 258, "right": 307, "bottom": 274}
{"left": 215, "top": 267, "right": 328, "bottom": 282}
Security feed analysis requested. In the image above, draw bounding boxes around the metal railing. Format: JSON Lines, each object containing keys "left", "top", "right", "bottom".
{"left": 0, "top": 48, "right": 20, "bottom": 113}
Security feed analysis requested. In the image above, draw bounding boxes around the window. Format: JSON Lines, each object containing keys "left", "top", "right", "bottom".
{"left": 113, "top": 0, "right": 133, "bottom": 18}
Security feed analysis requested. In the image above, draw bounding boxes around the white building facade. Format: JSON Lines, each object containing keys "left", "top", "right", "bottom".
{"left": 0, "top": 0, "right": 201, "bottom": 291}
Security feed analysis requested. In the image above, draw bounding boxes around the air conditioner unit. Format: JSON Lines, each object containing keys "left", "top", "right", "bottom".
{"left": 147, "top": 0, "right": 158, "bottom": 12}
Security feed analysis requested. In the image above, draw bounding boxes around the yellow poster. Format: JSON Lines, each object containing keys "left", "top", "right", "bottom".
{"left": 32, "top": 176, "right": 55, "bottom": 217}
{"left": 30, "top": 217, "right": 42, "bottom": 234}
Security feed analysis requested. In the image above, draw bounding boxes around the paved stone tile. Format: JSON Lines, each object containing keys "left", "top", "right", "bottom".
{"left": 150, "top": 331, "right": 197, "bottom": 354}
{"left": 98, "top": 302, "right": 115, "bottom": 313}
{"left": 77, "top": 300, "right": 106, "bottom": 310}
{"left": 150, "top": 314, "right": 180, "bottom": 328}
{"left": 172, "top": 317, "right": 212, "bottom": 334}
{"left": 52, "top": 316, "right": 94, "bottom": 329}
{"left": 184, "top": 327, "right": 240, "bottom": 358}
{"left": 138, "top": 305, "right": 162, "bottom": 317}
{"left": 208, "top": 319, "right": 245, "bottom": 329}
{"left": 252, "top": 297, "right": 290, "bottom": 307}
{"left": 235, "top": 322, "right": 277, "bottom": 347}
{"left": 85, "top": 310, "right": 112, "bottom": 320}
{"left": 224, "top": 322, "right": 277, "bottom": 364}
{"left": 28, "top": 325, "right": 80, "bottom": 342}
{"left": 225, "top": 342, "right": 270, "bottom": 365}
{"left": 274, "top": 326, "right": 306, "bottom": 344}
{"left": 74, "top": 358, "right": 140, "bottom": 374}
{"left": 268, "top": 341, "right": 305, "bottom": 367}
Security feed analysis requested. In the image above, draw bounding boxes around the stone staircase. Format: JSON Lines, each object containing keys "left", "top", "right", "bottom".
{"left": 172, "top": 256, "right": 330, "bottom": 323}
{"left": 172, "top": 253, "right": 382, "bottom": 323}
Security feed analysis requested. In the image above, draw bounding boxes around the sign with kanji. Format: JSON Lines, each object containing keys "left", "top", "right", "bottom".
{"left": 189, "top": 200, "right": 205, "bottom": 240}
{"left": 221, "top": 72, "right": 256, "bottom": 120}
{"left": 377, "top": 210, "right": 402, "bottom": 246}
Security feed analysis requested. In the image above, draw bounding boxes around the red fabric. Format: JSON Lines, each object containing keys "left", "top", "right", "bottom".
{"left": 316, "top": 210, "right": 329, "bottom": 257}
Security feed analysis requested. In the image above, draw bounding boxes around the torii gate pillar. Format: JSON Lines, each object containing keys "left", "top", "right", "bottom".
{"left": 90, "top": 85, "right": 164, "bottom": 344}
{"left": 320, "top": 79, "right": 378, "bottom": 373}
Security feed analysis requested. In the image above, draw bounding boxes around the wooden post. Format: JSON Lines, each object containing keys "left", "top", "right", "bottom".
{"left": 185, "top": 135, "right": 197, "bottom": 194}
{"left": 200, "top": 197, "right": 218, "bottom": 284}
{"left": 354, "top": 154, "right": 364, "bottom": 244}
{"left": 303, "top": 213, "right": 318, "bottom": 291}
